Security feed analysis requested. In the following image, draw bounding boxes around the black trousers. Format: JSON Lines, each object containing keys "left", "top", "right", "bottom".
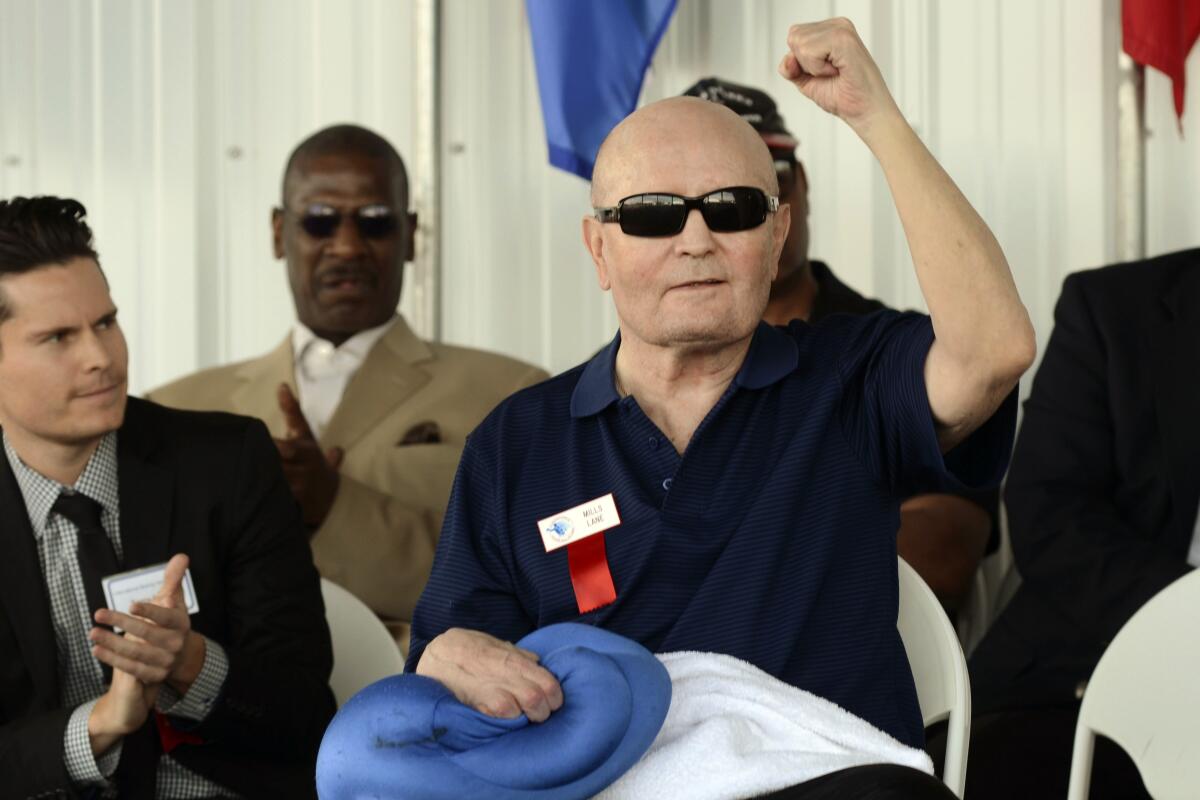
{"left": 757, "top": 764, "right": 955, "bottom": 799}
{"left": 925, "top": 705, "right": 1150, "bottom": 800}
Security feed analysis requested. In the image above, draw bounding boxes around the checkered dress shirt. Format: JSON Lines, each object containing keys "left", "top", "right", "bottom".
{"left": 2, "top": 432, "right": 237, "bottom": 799}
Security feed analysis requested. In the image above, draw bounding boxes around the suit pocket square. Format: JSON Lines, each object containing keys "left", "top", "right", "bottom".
{"left": 398, "top": 421, "right": 442, "bottom": 445}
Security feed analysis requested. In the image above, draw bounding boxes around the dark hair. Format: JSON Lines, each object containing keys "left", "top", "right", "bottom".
{"left": 0, "top": 196, "right": 99, "bottom": 322}
{"left": 281, "top": 124, "right": 409, "bottom": 205}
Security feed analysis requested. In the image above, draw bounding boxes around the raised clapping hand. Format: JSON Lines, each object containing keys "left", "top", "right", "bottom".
{"left": 274, "top": 383, "right": 343, "bottom": 530}
{"left": 87, "top": 553, "right": 203, "bottom": 755}
{"left": 416, "top": 628, "right": 564, "bottom": 723}
{"left": 90, "top": 553, "right": 203, "bottom": 692}
{"left": 778, "top": 18, "right": 902, "bottom": 138}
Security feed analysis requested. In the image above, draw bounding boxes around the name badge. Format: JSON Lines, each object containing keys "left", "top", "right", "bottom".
{"left": 102, "top": 563, "right": 200, "bottom": 631}
{"left": 537, "top": 493, "right": 621, "bottom": 553}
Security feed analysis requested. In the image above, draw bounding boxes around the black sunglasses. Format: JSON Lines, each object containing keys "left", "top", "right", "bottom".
{"left": 285, "top": 203, "right": 399, "bottom": 240}
{"left": 593, "top": 186, "right": 779, "bottom": 238}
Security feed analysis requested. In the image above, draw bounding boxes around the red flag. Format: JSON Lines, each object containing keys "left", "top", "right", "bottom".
{"left": 1123, "top": 0, "right": 1200, "bottom": 120}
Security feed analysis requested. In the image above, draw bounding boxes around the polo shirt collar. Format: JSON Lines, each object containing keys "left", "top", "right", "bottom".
{"left": 570, "top": 322, "right": 799, "bottom": 419}
{"left": 571, "top": 333, "right": 621, "bottom": 418}
{"left": 734, "top": 321, "right": 800, "bottom": 390}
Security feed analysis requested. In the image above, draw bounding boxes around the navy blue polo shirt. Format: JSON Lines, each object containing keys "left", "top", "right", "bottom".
{"left": 407, "top": 312, "right": 1016, "bottom": 748}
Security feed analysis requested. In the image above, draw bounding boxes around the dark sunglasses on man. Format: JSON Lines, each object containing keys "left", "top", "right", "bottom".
{"left": 593, "top": 186, "right": 779, "bottom": 238}
{"left": 280, "top": 203, "right": 399, "bottom": 240}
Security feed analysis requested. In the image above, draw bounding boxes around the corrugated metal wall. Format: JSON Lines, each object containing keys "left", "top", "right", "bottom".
{"left": 1, "top": 0, "right": 1196, "bottom": 393}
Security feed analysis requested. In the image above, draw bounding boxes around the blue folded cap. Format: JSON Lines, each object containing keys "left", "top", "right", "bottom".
{"left": 316, "top": 623, "right": 672, "bottom": 799}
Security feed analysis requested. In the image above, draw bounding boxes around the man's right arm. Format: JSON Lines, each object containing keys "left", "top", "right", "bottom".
{"left": 406, "top": 427, "right": 562, "bottom": 722}
{"left": 897, "top": 492, "right": 992, "bottom": 609}
{"left": 1006, "top": 273, "right": 1190, "bottom": 645}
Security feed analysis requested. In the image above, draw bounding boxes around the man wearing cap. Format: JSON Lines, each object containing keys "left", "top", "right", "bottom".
{"left": 150, "top": 125, "right": 547, "bottom": 654}
{"left": 684, "top": 76, "right": 997, "bottom": 612}
{"left": 408, "top": 19, "right": 1033, "bottom": 797}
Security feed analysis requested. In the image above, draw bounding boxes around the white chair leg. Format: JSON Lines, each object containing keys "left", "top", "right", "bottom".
{"left": 941, "top": 707, "right": 970, "bottom": 798}
{"left": 1066, "top": 726, "right": 1096, "bottom": 800}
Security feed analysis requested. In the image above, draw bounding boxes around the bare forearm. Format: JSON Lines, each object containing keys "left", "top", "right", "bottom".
{"left": 87, "top": 693, "right": 139, "bottom": 757}
{"left": 779, "top": 18, "right": 1033, "bottom": 443}
{"left": 87, "top": 725, "right": 122, "bottom": 758}
{"left": 863, "top": 113, "right": 1033, "bottom": 374}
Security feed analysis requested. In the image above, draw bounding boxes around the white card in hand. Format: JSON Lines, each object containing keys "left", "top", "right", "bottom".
{"left": 101, "top": 563, "right": 199, "bottom": 631}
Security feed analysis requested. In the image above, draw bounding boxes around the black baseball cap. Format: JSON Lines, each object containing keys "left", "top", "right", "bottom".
{"left": 682, "top": 76, "right": 799, "bottom": 157}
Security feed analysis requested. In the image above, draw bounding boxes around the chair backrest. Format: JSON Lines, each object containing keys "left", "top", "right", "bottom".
{"left": 897, "top": 557, "right": 972, "bottom": 798}
{"left": 321, "top": 578, "right": 406, "bottom": 707}
{"left": 1067, "top": 570, "right": 1200, "bottom": 800}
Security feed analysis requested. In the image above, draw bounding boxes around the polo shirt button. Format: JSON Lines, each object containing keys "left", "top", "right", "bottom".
{"left": 648, "top": 436, "right": 659, "bottom": 449}
{"left": 662, "top": 477, "right": 673, "bottom": 491}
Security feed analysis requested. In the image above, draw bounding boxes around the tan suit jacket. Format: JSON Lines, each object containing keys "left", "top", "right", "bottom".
{"left": 149, "top": 317, "right": 547, "bottom": 654}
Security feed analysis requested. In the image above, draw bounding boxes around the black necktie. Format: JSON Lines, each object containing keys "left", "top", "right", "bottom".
{"left": 53, "top": 490, "right": 121, "bottom": 682}
{"left": 53, "top": 494, "right": 162, "bottom": 794}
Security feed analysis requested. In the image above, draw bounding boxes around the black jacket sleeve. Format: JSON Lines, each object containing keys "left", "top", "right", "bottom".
{"left": 0, "top": 708, "right": 77, "bottom": 799}
{"left": 176, "top": 419, "right": 336, "bottom": 766}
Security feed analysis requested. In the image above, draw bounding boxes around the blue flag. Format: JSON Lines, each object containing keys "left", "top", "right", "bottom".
{"left": 526, "top": 0, "right": 677, "bottom": 180}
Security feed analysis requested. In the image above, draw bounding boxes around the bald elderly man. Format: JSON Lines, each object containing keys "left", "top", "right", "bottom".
{"left": 408, "top": 20, "right": 1033, "bottom": 797}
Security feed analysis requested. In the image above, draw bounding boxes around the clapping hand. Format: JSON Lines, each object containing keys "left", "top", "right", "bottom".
{"left": 274, "top": 383, "right": 343, "bottom": 529}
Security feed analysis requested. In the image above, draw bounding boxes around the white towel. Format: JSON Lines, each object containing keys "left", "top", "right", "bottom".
{"left": 598, "top": 651, "right": 935, "bottom": 800}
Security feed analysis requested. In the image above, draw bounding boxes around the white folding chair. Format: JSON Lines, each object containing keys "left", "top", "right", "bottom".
{"left": 897, "top": 556, "right": 972, "bottom": 798}
{"left": 321, "top": 578, "right": 406, "bottom": 707}
{"left": 1067, "top": 570, "right": 1200, "bottom": 800}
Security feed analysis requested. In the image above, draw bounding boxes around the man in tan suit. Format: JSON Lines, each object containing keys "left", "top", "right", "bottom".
{"left": 151, "top": 125, "right": 547, "bottom": 654}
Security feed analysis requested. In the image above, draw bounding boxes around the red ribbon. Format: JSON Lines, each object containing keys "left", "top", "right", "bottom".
{"left": 154, "top": 711, "right": 204, "bottom": 755}
{"left": 566, "top": 533, "right": 617, "bottom": 613}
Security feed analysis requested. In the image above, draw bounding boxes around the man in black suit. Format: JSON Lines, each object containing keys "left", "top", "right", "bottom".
{"left": 963, "top": 247, "right": 1200, "bottom": 799}
{"left": 0, "top": 195, "right": 336, "bottom": 799}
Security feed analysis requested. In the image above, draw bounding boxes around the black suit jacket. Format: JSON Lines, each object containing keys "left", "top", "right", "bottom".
{"left": 970, "top": 248, "right": 1200, "bottom": 713}
{"left": 0, "top": 398, "right": 336, "bottom": 799}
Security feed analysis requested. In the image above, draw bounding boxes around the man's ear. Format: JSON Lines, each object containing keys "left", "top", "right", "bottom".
{"left": 582, "top": 216, "right": 612, "bottom": 291}
{"left": 404, "top": 212, "right": 418, "bottom": 262}
{"left": 769, "top": 204, "right": 791, "bottom": 282}
{"left": 271, "top": 208, "right": 285, "bottom": 259}
{"left": 796, "top": 161, "right": 811, "bottom": 218}
{"left": 0, "top": 284, "right": 9, "bottom": 360}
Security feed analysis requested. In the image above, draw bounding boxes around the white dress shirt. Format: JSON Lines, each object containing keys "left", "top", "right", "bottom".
{"left": 291, "top": 315, "right": 398, "bottom": 438}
